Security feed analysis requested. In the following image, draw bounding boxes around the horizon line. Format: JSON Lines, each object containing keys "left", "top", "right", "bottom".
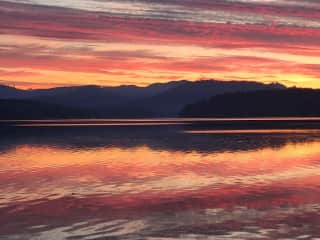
{"left": 0, "top": 78, "right": 287, "bottom": 91}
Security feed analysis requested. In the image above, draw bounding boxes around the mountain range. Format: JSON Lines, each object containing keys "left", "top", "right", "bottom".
{"left": 180, "top": 88, "right": 320, "bottom": 117}
{"left": 0, "top": 80, "right": 285, "bottom": 118}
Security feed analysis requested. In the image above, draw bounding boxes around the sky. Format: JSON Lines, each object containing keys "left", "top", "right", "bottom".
{"left": 0, "top": 0, "right": 320, "bottom": 89}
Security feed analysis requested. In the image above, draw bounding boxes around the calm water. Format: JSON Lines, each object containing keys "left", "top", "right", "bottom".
{"left": 1, "top": 118, "right": 320, "bottom": 239}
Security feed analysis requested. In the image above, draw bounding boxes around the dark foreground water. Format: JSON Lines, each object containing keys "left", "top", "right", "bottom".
{"left": 1, "top": 118, "right": 320, "bottom": 240}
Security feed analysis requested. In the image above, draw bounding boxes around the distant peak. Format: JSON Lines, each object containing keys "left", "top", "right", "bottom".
{"left": 0, "top": 84, "right": 18, "bottom": 90}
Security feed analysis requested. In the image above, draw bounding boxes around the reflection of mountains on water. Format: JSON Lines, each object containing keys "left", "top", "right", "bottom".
{"left": 1, "top": 121, "right": 320, "bottom": 153}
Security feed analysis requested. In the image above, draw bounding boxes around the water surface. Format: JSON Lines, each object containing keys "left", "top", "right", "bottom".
{"left": 1, "top": 118, "right": 320, "bottom": 239}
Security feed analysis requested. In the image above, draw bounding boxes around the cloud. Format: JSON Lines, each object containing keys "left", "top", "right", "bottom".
{"left": 1, "top": 1, "right": 320, "bottom": 49}
{"left": 0, "top": 79, "right": 75, "bottom": 89}
{"left": 0, "top": 1, "right": 319, "bottom": 88}
{"left": 0, "top": 69, "right": 40, "bottom": 77}
{"left": 4, "top": 0, "right": 320, "bottom": 26}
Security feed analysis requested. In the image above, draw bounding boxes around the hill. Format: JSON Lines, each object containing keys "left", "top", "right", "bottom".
{"left": 0, "top": 85, "right": 26, "bottom": 98}
{"left": 180, "top": 88, "right": 320, "bottom": 117}
{"left": 130, "top": 80, "right": 285, "bottom": 116}
{"left": 0, "top": 80, "right": 286, "bottom": 118}
{"left": 0, "top": 99, "right": 91, "bottom": 120}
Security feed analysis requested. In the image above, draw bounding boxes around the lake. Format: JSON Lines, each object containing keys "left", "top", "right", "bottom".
{"left": 1, "top": 118, "right": 320, "bottom": 239}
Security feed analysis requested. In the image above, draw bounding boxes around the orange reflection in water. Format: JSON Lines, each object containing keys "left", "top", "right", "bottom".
{"left": 184, "top": 129, "right": 320, "bottom": 134}
{"left": 1, "top": 140, "right": 320, "bottom": 204}
{"left": 1, "top": 140, "right": 320, "bottom": 175}
{"left": 1, "top": 137, "right": 320, "bottom": 238}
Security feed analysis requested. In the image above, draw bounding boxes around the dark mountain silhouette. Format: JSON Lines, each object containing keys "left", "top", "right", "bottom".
{"left": 0, "top": 80, "right": 286, "bottom": 118}
{"left": 130, "top": 80, "right": 285, "bottom": 116}
{"left": 0, "top": 80, "right": 189, "bottom": 111}
{"left": 0, "top": 85, "right": 25, "bottom": 98}
{"left": 0, "top": 99, "right": 91, "bottom": 120}
{"left": 180, "top": 88, "right": 320, "bottom": 117}
{"left": 30, "top": 81, "right": 190, "bottom": 112}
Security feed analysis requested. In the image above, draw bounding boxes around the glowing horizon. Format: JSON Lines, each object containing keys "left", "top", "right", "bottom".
{"left": 0, "top": 0, "right": 320, "bottom": 89}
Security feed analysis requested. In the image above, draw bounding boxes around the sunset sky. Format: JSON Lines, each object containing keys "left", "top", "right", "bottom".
{"left": 0, "top": 0, "right": 320, "bottom": 89}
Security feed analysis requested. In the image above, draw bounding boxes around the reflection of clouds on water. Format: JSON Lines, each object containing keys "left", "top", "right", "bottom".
{"left": 1, "top": 140, "right": 320, "bottom": 207}
{"left": 5, "top": 219, "right": 147, "bottom": 240}
{"left": 4, "top": 204, "right": 320, "bottom": 239}
{"left": 1, "top": 120, "right": 320, "bottom": 239}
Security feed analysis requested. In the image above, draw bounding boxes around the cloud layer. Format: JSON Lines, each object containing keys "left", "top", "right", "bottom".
{"left": 0, "top": 0, "right": 319, "bottom": 88}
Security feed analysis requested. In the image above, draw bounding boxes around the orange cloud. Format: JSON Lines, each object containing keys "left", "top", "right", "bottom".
{"left": 0, "top": 1, "right": 319, "bottom": 88}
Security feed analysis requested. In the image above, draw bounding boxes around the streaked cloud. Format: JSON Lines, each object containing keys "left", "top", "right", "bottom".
{"left": 0, "top": 0, "right": 319, "bottom": 88}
